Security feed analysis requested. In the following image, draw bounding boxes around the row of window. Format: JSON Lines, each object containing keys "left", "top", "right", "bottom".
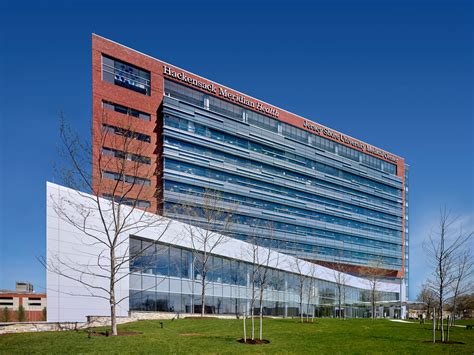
{"left": 164, "top": 136, "right": 402, "bottom": 210}
{"left": 102, "top": 170, "right": 151, "bottom": 186}
{"left": 102, "top": 147, "right": 151, "bottom": 165}
{"left": 130, "top": 291, "right": 307, "bottom": 315}
{"left": 165, "top": 140, "right": 399, "bottom": 215}
{"left": 163, "top": 207, "right": 401, "bottom": 268}
{"left": 164, "top": 158, "right": 402, "bottom": 237}
{"left": 130, "top": 290, "right": 398, "bottom": 316}
{"left": 164, "top": 115, "right": 401, "bottom": 197}
{"left": 160, "top": 212, "right": 401, "bottom": 269}
{"left": 165, "top": 189, "right": 400, "bottom": 237}
{"left": 102, "top": 194, "right": 151, "bottom": 208}
{"left": 102, "top": 100, "right": 151, "bottom": 121}
{"left": 165, "top": 180, "right": 401, "bottom": 230}
{"left": 164, "top": 80, "right": 397, "bottom": 175}
{"left": 162, "top": 208, "right": 402, "bottom": 268}
{"left": 165, "top": 138, "right": 401, "bottom": 223}
{"left": 102, "top": 55, "right": 151, "bottom": 96}
{"left": 103, "top": 124, "right": 151, "bottom": 143}
{"left": 130, "top": 238, "right": 400, "bottom": 302}
{"left": 227, "top": 233, "right": 402, "bottom": 268}
{"left": 228, "top": 228, "right": 401, "bottom": 255}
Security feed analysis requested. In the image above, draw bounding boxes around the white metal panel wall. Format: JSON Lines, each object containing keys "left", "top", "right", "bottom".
{"left": 46, "top": 182, "right": 400, "bottom": 322}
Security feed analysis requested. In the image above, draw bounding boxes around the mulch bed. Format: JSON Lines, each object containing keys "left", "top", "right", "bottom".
{"left": 238, "top": 338, "right": 270, "bottom": 345}
{"left": 87, "top": 331, "right": 142, "bottom": 337}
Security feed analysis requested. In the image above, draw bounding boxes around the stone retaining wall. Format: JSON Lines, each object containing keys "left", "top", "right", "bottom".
{"left": 0, "top": 312, "right": 239, "bottom": 334}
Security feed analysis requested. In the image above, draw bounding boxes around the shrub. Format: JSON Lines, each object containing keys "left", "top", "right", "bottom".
{"left": 17, "top": 305, "right": 26, "bottom": 322}
{"left": 1, "top": 307, "right": 9, "bottom": 322}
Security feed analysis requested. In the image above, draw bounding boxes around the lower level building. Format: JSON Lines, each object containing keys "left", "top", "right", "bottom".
{"left": 0, "top": 283, "right": 46, "bottom": 322}
{"left": 46, "top": 183, "right": 405, "bottom": 322}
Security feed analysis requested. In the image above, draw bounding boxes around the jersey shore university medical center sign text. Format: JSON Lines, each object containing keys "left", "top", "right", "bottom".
{"left": 163, "top": 65, "right": 397, "bottom": 164}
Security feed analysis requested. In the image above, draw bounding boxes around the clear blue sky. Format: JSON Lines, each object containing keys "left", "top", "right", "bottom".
{"left": 0, "top": 0, "right": 472, "bottom": 300}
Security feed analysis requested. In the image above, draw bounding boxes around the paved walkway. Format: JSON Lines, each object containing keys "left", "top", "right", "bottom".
{"left": 389, "top": 319, "right": 468, "bottom": 328}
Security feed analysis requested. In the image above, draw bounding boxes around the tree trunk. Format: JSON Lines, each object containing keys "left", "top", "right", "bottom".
{"left": 243, "top": 309, "right": 246, "bottom": 342}
{"left": 300, "top": 289, "right": 303, "bottom": 323}
{"left": 338, "top": 289, "right": 342, "bottom": 319}
{"left": 201, "top": 276, "right": 206, "bottom": 317}
{"left": 110, "top": 248, "right": 117, "bottom": 336}
{"left": 300, "top": 301, "right": 303, "bottom": 323}
{"left": 251, "top": 308, "right": 255, "bottom": 340}
{"left": 110, "top": 301, "right": 117, "bottom": 336}
{"left": 259, "top": 291, "right": 264, "bottom": 340}
{"left": 306, "top": 301, "right": 310, "bottom": 322}
{"left": 251, "top": 282, "right": 255, "bottom": 340}
{"left": 439, "top": 293, "right": 444, "bottom": 342}
{"left": 372, "top": 290, "right": 376, "bottom": 320}
{"left": 342, "top": 291, "right": 346, "bottom": 320}
{"left": 451, "top": 300, "right": 456, "bottom": 326}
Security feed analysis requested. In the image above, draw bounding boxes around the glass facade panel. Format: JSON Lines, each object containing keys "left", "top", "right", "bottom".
{"left": 129, "top": 237, "right": 400, "bottom": 317}
{"left": 161, "top": 77, "right": 405, "bottom": 289}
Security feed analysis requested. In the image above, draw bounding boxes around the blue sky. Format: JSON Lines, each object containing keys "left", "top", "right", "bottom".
{"left": 0, "top": 0, "right": 472, "bottom": 300}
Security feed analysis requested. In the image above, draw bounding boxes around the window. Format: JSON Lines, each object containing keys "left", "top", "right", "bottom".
{"left": 102, "top": 124, "right": 151, "bottom": 143}
{"left": 0, "top": 297, "right": 14, "bottom": 306}
{"left": 208, "top": 95, "right": 244, "bottom": 121}
{"left": 164, "top": 80, "right": 205, "bottom": 107}
{"left": 102, "top": 147, "right": 151, "bottom": 165}
{"left": 102, "top": 55, "right": 151, "bottom": 95}
{"left": 247, "top": 110, "right": 278, "bottom": 133}
{"left": 169, "top": 247, "right": 184, "bottom": 278}
{"left": 102, "top": 170, "right": 151, "bottom": 186}
{"left": 338, "top": 145, "right": 360, "bottom": 162}
{"left": 102, "top": 101, "right": 150, "bottom": 121}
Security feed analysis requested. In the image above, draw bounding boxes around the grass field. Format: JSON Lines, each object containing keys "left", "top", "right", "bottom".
{"left": 1, "top": 318, "right": 473, "bottom": 354}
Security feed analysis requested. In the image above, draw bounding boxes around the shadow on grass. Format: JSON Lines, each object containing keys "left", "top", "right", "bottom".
{"left": 422, "top": 340, "right": 465, "bottom": 345}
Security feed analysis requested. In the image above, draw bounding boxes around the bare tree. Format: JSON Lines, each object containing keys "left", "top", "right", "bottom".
{"left": 290, "top": 259, "right": 307, "bottom": 323}
{"left": 255, "top": 237, "right": 279, "bottom": 340}
{"left": 332, "top": 253, "right": 349, "bottom": 319}
{"left": 360, "top": 259, "right": 388, "bottom": 320}
{"left": 180, "top": 189, "right": 234, "bottom": 317}
{"left": 44, "top": 112, "right": 170, "bottom": 336}
{"left": 305, "top": 263, "right": 318, "bottom": 322}
{"left": 247, "top": 238, "right": 259, "bottom": 340}
{"left": 244, "top": 230, "right": 274, "bottom": 341}
{"left": 424, "top": 208, "right": 472, "bottom": 342}
{"left": 417, "top": 283, "right": 438, "bottom": 319}
{"left": 453, "top": 293, "right": 474, "bottom": 320}
{"left": 238, "top": 221, "right": 281, "bottom": 342}
{"left": 449, "top": 250, "right": 473, "bottom": 325}
{"left": 255, "top": 249, "right": 273, "bottom": 340}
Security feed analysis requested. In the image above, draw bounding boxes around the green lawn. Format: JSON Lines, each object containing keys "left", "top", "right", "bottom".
{"left": 1, "top": 318, "right": 473, "bottom": 354}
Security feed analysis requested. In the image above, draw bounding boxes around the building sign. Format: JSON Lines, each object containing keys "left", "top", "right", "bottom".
{"left": 303, "top": 120, "right": 398, "bottom": 163}
{"left": 163, "top": 65, "right": 396, "bottom": 163}
{"left": 163, "top": 66, "right": 279, "bottom": 118}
